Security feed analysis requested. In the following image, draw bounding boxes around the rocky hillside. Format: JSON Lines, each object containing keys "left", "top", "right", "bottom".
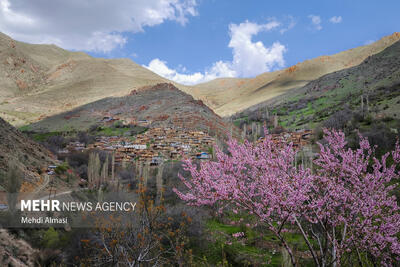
{"left": 191, "top": 33, "right": 400, "bottom": 116}
{"left": 1, "top": 32, "right": 400, "bottom": 125}
{"left": 0, "top": 32, "right": 170, "bottom": 126}
{"left": 233, "top": 39, "right": 400, "bottom": 132}
{"left": 0, "top": 116, "right": 54, "bottom": 185}
{"left": 27, "top": 83, "right": 235, "bottom": 138}
{"left": 0, "top": 229, "right": 38, "bottom": 267}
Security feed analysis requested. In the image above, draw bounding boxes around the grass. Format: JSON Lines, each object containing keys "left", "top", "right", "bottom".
{"left": 32, "top": 131, "right": 63, "bottom": 142}
{"left": 19, "top": 125, "right": 32, "bottom": 132}
{"left": 206, "top": 219, "right": 242, "bottom": 235}
{"left": 203, "top": 213, "right": 315, "bottom": 266}
{"left": 204, "top": 218, "right": 283, "bottom": 266}
{"left": 96, "top": 126, "right": 131, "bottom": 136}
{"left": 203, "top": 203, "right": 330, "bottom": 266}
{"left": 95, "top": 125, "right": 148, "bottom": 137}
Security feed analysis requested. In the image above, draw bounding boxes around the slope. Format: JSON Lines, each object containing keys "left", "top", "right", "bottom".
{"left": 27, "top": 83, "right": 234, "bottom": 138}
{"left": 190, "top": 33, "right": 400, "bottom": 116}
{"left": 0, "top": 32, "right": 170, "bottom": 126}
{"left": 1, "top": 31, "right": 399, "bottom": 124}
{"left": 0, "top": 116, "right": 54, "bottom": 186}
{"left": 234, "top": 39, "right": 400, "bottom": 132}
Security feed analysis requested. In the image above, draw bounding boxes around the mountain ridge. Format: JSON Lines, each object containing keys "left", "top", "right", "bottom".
{"left": 232, "top": 38, "right": 400, "bottom": 133}
{"left": 0, "top": 32, "right": 170, "bottom": 125}
{"left": 191, "top": 32, "right": 400, "bottom": 116}
{"left": 0, "top": 32, "right": 399, "bottom": 125}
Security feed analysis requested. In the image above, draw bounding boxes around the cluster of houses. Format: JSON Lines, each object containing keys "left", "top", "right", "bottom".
{"left": 62, "top": 127, "right": 215, "bottom": 165}
{"left": 265, "top": 130, "right": 314, "bottom": 147}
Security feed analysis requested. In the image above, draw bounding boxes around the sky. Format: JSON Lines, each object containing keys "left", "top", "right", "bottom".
{"left": 0, "top": 0, "right": 399, "bottom": 85}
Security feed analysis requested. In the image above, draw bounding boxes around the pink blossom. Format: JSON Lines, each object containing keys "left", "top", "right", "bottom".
{"left": 232, "top": 232, "right": 245, "bottom": 238}
{"left": 174, "top": 128, "right": 400, "bottom": 266}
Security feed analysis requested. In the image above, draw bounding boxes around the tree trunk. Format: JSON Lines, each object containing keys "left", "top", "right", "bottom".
{"left": 361, "top": 95, "right": 364, "bottom": 117}
{"left": 277, "top": 234, "right": 297, "bottom": 267}
{"left": 332, "top": 228, "right": 336, "bottom": 267}
{"left": 281, "top": 247, "right": 294, "bottom": 267}
{"left": 294, "top": 215, "right": 320, "bottom": 267}
{"left": 274, "top": 115, "right": 278, "bottom": 128}
{"left": 111, "top": 153, "right": 115, "bottom": 181}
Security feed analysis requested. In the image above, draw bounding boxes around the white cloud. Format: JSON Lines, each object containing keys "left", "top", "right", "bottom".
{"left": 145, "top": 20, "right": 287, "bottom": 85}
{"left": 308, "top": 15, "right": 322, "bottom": 31}
{"left": 329, "top": 16, "right": 342, "bottom": 24}
{"left": 0, "top": 0, "right": 197, "bottom": 52}
{"left": 146, "top": 58, "right": 235, "bottom": 85}
{"left": 280, "top": 15, "right": 296, "bottom": 34}
{"left": 228, "top": 20, "right": 285, "bottom": 77}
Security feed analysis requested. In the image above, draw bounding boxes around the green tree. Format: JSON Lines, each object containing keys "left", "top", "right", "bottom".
{"left": 42, "top": 227, "right": 60, "bottom": 248}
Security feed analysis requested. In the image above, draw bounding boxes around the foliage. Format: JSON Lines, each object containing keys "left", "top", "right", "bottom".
{"left": 81, "top": 180, "right": 194, "bottom": 266}
{"left": 55, "top": 162, "right": 69, "bottom": 175}
{"left": 32, "top": 131, "right": 63, "bottom": 142}
{"left": 42, "top": 227, "right": 60, "bottom": 248}
{"left": 174, "top": 128, "right": 400, "bottom": 266}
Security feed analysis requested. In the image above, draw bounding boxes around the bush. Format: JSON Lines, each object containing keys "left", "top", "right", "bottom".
{"left": 89, "top": 124, "right": 100, "bottom": 133}
{"left": 77, "top": 131, "right": 95, "bottom": 145}
{"left": 55, "top": 163, "right": 69, "bottom": 175}
{"left": 76, "top": 165, "right": 88, "bottom": 180}
{"left": 323, "top": 107, "right": 353, "bottom": 130}
{"left": 364, "top": 114, "right": 373, "bottom": 125}
{"left": 42, "top": 227, "right": 60, "bottom": 248}
{"left": 46, "top": 135, "right": 66, "bottom": 149}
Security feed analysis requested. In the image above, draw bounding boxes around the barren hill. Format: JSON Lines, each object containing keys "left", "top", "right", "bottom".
{"left": 0, "top": 32, "right": 170, "bottom": 126}
{"left": 0, "top": 116, "right": 54, "bottom": 185}
{"left": 191, "top": 33, "right": 400, "bottom": 116}
{"left": 28, "top": 83, "right": 234, "bottom": 137}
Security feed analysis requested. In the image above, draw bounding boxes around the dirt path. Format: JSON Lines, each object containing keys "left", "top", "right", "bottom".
{"left": 38, "top": 188, "right": 88, "bottom": 201}
{"left": 33, "top": 174, "right": 50, "bottom": 194}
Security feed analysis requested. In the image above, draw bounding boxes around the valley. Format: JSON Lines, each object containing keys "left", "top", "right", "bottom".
{"left": 0, "top": 30, "right": 399, "bottom": 266}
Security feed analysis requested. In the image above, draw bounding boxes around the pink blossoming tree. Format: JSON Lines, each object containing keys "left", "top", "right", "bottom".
{"left": 174, "top": 129, "right": 400, "bottom": 266}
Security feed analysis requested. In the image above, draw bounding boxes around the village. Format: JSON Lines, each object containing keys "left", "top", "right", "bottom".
{"left": 62, "top": 127, "right": 216, "bottom": 166}
{"left": 60, "top": 124, "right": 313, "bottom": 167}
{"left": 268, "top": 129, "right": 314, "bottom": 147}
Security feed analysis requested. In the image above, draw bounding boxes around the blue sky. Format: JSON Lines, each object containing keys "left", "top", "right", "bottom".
{"left": 115, "top": 0, "right": 398, "bottom": 71}
{"left": 1, "top": 0, "right": 399, "bottom": 84}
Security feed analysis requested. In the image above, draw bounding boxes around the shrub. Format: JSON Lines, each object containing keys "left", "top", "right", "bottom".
{"left": 42, "top": 227, "right": 60, "bottom": 248}
{"left": 55, "top": 163, "right": 69, "bottom": 175}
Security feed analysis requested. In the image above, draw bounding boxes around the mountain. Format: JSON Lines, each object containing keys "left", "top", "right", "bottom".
{"left": 0, "top": 32, "right": 170, "bottom": 126}
{"left": 0, "top": 116, "right": 54, "bottom": 186}
{"left": 1, "top": 31, "right": 399, "bottom": 126}
{"left": 27, "top": 83, "right": 234, "bottom": 137}
{"left": 233, "top": 39, "right": 400, "bottom": 132}
{"left": 190, "top": 33, "right": 400, "bottom": 116}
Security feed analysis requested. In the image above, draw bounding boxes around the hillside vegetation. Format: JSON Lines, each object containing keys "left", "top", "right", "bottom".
{"left": 232, "top": 39, "right": 400, "bottom": 156}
